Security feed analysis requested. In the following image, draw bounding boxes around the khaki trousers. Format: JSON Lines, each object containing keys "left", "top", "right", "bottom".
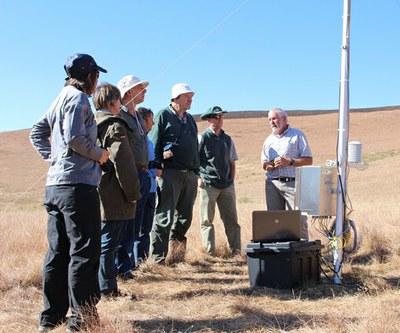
{"left": 199, "top": 184, "right": 241, "bottom": 256}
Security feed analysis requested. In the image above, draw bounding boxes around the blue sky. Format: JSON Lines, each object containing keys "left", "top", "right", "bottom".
{"left": 1, "top": 0, "right": 399, "bottom": 132}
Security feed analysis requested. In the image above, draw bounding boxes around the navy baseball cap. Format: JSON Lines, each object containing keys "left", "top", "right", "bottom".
{"left": 64, "top": 53, "right": 107, "bottom": 79}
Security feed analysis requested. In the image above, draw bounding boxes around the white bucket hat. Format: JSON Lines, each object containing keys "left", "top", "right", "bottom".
{"left": 171, "top": 83, "right": 195, "bottom": 99}
{"left": 118, "top": 75, "right": 149, "bottom": 99}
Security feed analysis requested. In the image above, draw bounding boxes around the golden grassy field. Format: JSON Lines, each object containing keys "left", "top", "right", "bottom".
{"left": 0, "top": 108, "right": 400, "bottom": 332}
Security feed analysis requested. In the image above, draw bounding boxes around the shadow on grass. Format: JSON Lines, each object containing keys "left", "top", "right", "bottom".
{"left": 131, "top": 256, "right": 372, "bottom": 302}
{"left": 349, "top": 249, "right": 391, "bottom": 265}
{"left": 129, "top": 307, "right": 329, "bottom": 332}
{"left": 382, "top": 276, "right": 400, "bottom": 288}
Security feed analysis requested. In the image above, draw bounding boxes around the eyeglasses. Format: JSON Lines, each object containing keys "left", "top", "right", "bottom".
{"left": 96, "top": 70, "right": 100, "bottom": 78}
{"left": 209, "top": 114, "right": 223, "bottom": 120}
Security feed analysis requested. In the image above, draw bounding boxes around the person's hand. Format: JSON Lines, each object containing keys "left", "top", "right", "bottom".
{"left": 266, "top": 163, "right": 275, "bottom": 172}
{"left": 273, "top": 156, "right": 291, "bottom": 168}
{"left": 262, "top": 160, "right": 275, "bottom": 171}
{"left": 98, "top": 149, "right": 110, "bottom": 165}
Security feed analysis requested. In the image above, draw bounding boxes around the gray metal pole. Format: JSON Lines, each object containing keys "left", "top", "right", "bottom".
{"left": 334, "top": 0, "right": 351, "bottom": 284}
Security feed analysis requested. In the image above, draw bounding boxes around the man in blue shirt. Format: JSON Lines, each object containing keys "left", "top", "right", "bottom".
{"left": 261, "top": 108, "right": 313, "bottom": 239}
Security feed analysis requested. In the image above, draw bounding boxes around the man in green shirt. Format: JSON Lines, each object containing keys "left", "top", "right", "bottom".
{"left": 149, "top": 83, "right": 199, "bottom": 264}
{"left": 198, "top": 106, "right": 241, "bottom": 256}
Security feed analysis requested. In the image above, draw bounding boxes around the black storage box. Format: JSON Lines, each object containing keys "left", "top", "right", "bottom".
{"left": 244, "top": 240, "right": 323, "bottom": 289}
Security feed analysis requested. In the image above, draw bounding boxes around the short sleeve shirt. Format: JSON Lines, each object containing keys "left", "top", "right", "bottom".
{"left": 260, "top": 125, "right": 312, "bottom": 178}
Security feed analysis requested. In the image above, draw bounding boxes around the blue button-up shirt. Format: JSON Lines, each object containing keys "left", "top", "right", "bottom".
{"left": 260, "top": 125, "right": 312, "bottom": 179}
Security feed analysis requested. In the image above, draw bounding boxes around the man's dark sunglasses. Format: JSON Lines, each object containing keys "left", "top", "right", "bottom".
{"left": 208, "top": 114, "right": 223, "bottom": 120}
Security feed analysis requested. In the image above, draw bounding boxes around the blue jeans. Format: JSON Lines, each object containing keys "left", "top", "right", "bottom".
{"left": 133, "top": 170, "right": 151, "bottom": 266}
{"left": 135, "top": 192, "right": 155, "bottom": 264}
{"left": 40, "top": 184, "right": 101, "bottom": 329}
{"left": 117, "top": 170, "right": 149, "bottom": 272}
{"left": 116, "top": 218, "right": 135, "bottom": 275}
{"left": 98, "top": 220, "right": 125, "bottom": 295}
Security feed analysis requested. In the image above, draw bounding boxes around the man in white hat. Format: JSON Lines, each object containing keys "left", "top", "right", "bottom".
{"left": 116, "top": 75, "right": 150, "bottom": 278}
{"left": 148, "top": 83, "right": 199, "bottom": 265}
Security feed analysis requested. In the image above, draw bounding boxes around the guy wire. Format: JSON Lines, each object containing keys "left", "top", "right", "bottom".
{"left": 0, "top": 172, "right": 47, "bottom": 218}
{"left": 123, "top": 0, "right": 250, "bottom": 107}
{"left": 2, "top": 1, "right": 251, "bottom": 214}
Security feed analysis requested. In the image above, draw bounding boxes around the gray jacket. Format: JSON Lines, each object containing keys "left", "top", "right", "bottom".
{"left": 30, "top": 85, "right": 103, "bottom": 187}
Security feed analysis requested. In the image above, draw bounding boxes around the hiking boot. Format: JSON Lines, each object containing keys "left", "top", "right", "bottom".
{"left": 119, "top": 270, "right": 135, "bottom": 280}
{"left": 38, "top": 317, "right": 68, "bottom": 332}
{"left": 101, "top": 288, "right": 128, "bottom": 300}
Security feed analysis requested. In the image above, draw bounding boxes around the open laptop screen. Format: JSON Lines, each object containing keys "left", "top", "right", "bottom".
{"left": 252, "top": 210, "right": 302, "bottom": 242}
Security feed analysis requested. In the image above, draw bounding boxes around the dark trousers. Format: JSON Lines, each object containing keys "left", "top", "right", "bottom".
{"left": 40, "top": 184, "right": 101, "bottom": 329}
{"left": 134, "top": 191, "right": 155, "bottom": 265}
{"left": 98, "top": 220, "right": 125, "bottom": 295}
{"left": 150, "top": 169, "right": 197, "bottom": 263}
{"left": 117, "top": 169, "right": 149, "bottom": 272}
{"left": 133, "top": 171, "right": 151, "bottom": 266}
{"left": 116, "top": 218, "right": 135, "bottom": 275}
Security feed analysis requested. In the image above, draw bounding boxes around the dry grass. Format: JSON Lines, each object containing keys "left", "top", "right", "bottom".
{"left": 1, "top": 109, "right": 400, "bottom": 332}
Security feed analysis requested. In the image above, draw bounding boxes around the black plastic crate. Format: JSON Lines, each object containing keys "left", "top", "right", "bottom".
{"left": 244, "top": 240, "right": 323, "bottom": 289}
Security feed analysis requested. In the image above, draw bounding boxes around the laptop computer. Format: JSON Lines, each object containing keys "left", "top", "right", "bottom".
{"left": 252, "top": 210, "right": 302, "bottom": 242}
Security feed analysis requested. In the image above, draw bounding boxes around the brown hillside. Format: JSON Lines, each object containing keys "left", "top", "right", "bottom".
{"left": 1, "top": 107, "right": 400, "bottom": 332}
{"left": 0, "top": 107, "right": 399, "bottom": 212}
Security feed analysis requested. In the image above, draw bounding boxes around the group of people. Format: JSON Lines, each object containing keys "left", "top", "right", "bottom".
{"left": 29, "top": 53, "right": 244, "bottom": 332}
{"left": 30, "top": 52, "right": 313, "bottom": 332}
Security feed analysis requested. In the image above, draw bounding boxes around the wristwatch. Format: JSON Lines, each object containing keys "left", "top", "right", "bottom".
{"left": 289, "top": 158, "right": 295, "bottom": 166}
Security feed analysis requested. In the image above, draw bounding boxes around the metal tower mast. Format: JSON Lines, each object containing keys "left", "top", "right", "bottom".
{"left": 334, "top": 0, "right": 351, "bottom": 283}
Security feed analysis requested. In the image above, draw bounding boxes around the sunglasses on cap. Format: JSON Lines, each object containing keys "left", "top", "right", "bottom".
{"left": 208, "top": 114, "right": 223, "bottom": 120}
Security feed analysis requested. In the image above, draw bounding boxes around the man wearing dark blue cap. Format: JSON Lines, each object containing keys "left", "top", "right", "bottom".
{"left": 64, "top": 53, "right": 107, "bottom": 80}
{"left": 30, "top": 53, "right": 108, "bottom": 332}
{"left": 198, "top": 106, "right": 241, "bottom": 256}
